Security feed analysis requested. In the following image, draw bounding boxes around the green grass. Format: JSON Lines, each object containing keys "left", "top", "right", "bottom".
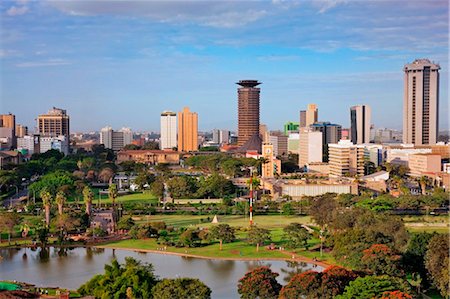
{"left": 134, "top": 215, "right": 313, "bottom": 229}
{"left": 103, "top": 214, "right": 324, "bottom": 261}
{"left": 406, "top": 226, "right": 449, "bottom": 233}
{"left": 98, "top": 192, "right": 158, "bottom": 205}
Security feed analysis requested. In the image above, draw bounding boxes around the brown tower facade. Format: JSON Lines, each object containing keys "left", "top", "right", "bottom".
{"left": 237, "top": 80, "right": 261, "bottom": 146}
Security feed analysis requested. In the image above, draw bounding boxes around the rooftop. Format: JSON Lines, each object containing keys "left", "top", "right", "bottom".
{"left": 236, "top": 80, "right": 261, "bottom": 88}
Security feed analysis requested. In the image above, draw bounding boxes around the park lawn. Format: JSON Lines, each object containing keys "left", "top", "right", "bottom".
{"left": 101, "top": 192, "right": 159, "bottom": 205}
{"left": 134, "top": 215, "right": 314, "bottom": 230}
{"left": 406, "top": 226, "right": 449, "bottom": 233}
{"left": 102, "top": 238, "right": 288, "bottom": 259}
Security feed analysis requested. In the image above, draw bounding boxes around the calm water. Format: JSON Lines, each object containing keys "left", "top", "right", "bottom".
{"left": 0, "top": 247, "right": 322, "bottom": 298}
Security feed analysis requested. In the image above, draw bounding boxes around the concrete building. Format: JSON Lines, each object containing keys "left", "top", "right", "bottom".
{"left": 403, "top": 59, "right": 440, "bottom": 145}
{"left": 212, "top": 129, "right": 230, "bottom": 144}
{"left": 284, "top": 122, "right": 299, "bottom": 135}
{"left": 117, "top": 150, "right": 180, "bottom": 165}
{"left": 299, "top": 128, "right": 322, "bottom": 167}
{"left": 0, "top": 113, "right": 16, "bottom": 147}
{"left": 259, "top": 124, "right": 268, "bottom": 142}
{"left": 310, "top": 122, "right": 342, "bottom": 162}
{"left": 37, "top": 107, "right": 70, "bottom": 138}
{"left": 178, "top": 107, "right": 198, "bottom": 152}
{"left": 262, "top": 178, "right": 358, "bottom": 199}
{"left": 409, "top": 154, "right": 442, "bottom": 177}
{"left": 0, "top": 127, "right": 14, "bottom": 149}
{"left": 237, "top": 80, "right": 261, "bottom": 146}
{"left": 305, "top": 104, "right": 318, "bottom": 127}
{"left": 363, "top": 144, "right": 384, "bottom": 167}
{"left": 100, "top": 126, "right": 133, "bottom": 151}
{"left": 261, "top": 142, "right": 280, "bottom": 178}
{"left": 40, "top": 135, "right": 69, "bottom": 155}
{"left": 299, "top": 110, "right": 306, "bottom": 128}
{"left": 372, "top": 128, "right": 402, "bottom": 143}
{"left": 17, "top": 135, "right": 37, "bottom": 155}
{"left": 385, "top": 147, "right": 432, "bottom": 166}
{"left": 328, "top": 140, "right": 365, "bottom": 177}
{"left": 15, "top": 124, "right": 28, "bottom": 138}
{"left": 350, "top": 105, "right": 371, "bottom": 144}
{"left": 160, "top": 111, "right": 177, "bottom": 150}
{"left": 269, "top": 134, "right": 288, "bottom": 157}
{"left": 0, "top": 151, "right": 22, "bottom": 170}
{"left": 341, "top": 128, "right": 350, "bottom": 140}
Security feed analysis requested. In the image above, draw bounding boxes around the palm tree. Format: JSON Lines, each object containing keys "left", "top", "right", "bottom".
{"left": 418, "top": 176, "right": 430, "bottom": 195}
{"left": 40, "top": 189, "right": 52, "bottom": 227}
{"left": 83, "top": 186, "right": 94, "bottom": 216}
{"left": 108, "top": 183, "right": 118, "bottom": 208}
{"left": 55, "top": 191, "right": 66, "bottom": 216}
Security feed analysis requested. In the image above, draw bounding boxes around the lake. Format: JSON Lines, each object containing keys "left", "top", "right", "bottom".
{"left": 0, "top": 247, "right": 322, "bottom": 298}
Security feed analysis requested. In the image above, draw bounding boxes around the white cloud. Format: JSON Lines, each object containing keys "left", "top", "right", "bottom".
{"left": 16, "top": 59, "right": 71, "bottom": 68}
{"left": 6, "top": 6, "right": 29, "bottom": 16}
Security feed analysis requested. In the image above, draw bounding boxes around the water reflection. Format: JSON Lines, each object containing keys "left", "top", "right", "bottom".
{"left": 0, "top": 247, "right": 322, "bottom": 299}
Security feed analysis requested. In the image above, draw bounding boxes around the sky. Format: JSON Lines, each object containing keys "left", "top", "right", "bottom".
{"left": 0, "top": 0, "right": 448, "bottom": 133}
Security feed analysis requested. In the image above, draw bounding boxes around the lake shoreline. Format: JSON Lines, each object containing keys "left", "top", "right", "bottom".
{"left": 95, "top": 245, "right": 331, "bottom": 268}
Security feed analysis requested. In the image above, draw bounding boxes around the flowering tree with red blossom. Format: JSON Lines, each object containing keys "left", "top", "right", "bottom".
{"left": 237, "top": 266, "right": 282, "bottom": 299}
{"left": 380, "top": 290, "right": 413, "bottom": 299}
{"left": 361, "top": 244, "right": 403, "bottom": 276}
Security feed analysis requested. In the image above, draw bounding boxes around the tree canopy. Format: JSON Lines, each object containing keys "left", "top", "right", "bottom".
{"left": 152, "top": 278, "right": 211, "bottom": 299}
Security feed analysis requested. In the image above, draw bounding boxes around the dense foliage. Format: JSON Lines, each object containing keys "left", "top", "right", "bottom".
{"left": 237, "top": 266, "right": 282, "bottom": 299}
{"left": 152, "top": 278, "right": 211, "bottom": 299}
{"left": 335, "top": 275, "right": 412, "bottom": 299}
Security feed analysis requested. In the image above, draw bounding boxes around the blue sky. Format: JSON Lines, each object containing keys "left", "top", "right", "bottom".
{"left": 0, "top": 0, "right": 448, "bottom": 133}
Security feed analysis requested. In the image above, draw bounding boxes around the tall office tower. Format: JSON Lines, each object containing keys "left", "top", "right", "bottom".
{"left": 119, "top": 127, "right": 133, "bottom": 146}
{"left": 299, "top": 110, "right": 306, "bottom": 128}
{"left": 350, "top": 105, "right": 371, "bottom": 144}
{"left": 178, "top": 107, "right": 198, "bottom": 152}
{"left": 328, "top": 140, "right": 365, "bottom": 177}
{"left": 310, "top": 122, "right": 342, "bottom": 162}
{"left": 305, "top": 104, "right": 318, "bottom": 127}
{"left": 37, "top": 107, "right": 70, "bottom": 138}
{"left": 403, "top": 59, "right": 440, "bottom": 145}
{"left": 269, "top": 134, "right": 288, "bottom": 157}
{"left": 160, "top": 111, "right": 177, "bottom": 149}
{"left": 299, "top": 128, "right": 322, "bottom": 167}
{"left": 0, "top": 113, "right": 16, "bottom": 147}
{"left": 15, "top": 124, "right": 28, "bottom": 138}
{"left": 259, "top": 124, "right": 268, "bottom": 142}
{"left": 100, "top": 126, "right": 113, "bottom": 149}
{"left": 100, "top": 126, "right": 133, "bottom": 151}
{"left": 237, "top": 80, "right": 261, "bottom": 146}
{"left": 212, "top": 129, "right": 230, "bottom": 144}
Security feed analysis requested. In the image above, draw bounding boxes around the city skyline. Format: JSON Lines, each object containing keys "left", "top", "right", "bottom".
{"left": 0, "top": 1, "right": 448, "bottom": 132}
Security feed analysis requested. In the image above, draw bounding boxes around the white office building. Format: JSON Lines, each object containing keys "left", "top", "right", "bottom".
{"left": 160, "top": 111, "right": 177, "bottom": 149}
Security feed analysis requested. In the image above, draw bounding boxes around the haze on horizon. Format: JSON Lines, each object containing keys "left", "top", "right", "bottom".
{"left": 0, "top": 0, "right": 448, "bottom": 133}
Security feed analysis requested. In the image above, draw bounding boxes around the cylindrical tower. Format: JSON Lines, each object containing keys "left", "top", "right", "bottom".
{"left": 237, "top": 80, "right": 261, "bottom": 146}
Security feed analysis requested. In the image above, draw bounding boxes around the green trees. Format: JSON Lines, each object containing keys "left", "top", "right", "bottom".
{"left": 179, "top": 229, "right": 201, "bottom": 247}
{"left": 246, "top": 226, "right": 271, "bottom": 251}
{"left": 83, "top": 186, "right": 94, "bottom": 216}
{"left": 336, "top": 275, "right": 412, "bottom": 299}
{"left": 55, "top": 191, "right": 66, "bottom": 216}
{"left": 29, "top": 170, "right": 74, "bottom": 197}
{"left": 209, "top": 224, "right": 235, "bottom": 250}
{"left": 309, "top": 193, "right": 337, "bottom": 229}
{"left": 237, "top": 266, "right": 282, "bottom": 299}
{"left": 282, "top": 223, "right": 311, "bottom": 249}
{"left": 40, "top": 188, "right": 52, "bottom": 226}
{"left": 152, "top": 278, "right": 211, "bottom": 299}
{"left": 424, "top": 234, "right": 450, "bottom": 297}
{"left": 108, "top": 183, "right": 118, "bottom": 207}
{"left": 78, "top": 257, "right": 158, "bottom": 299}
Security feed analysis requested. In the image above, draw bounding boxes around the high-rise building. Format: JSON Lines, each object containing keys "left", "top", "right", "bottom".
{"left": 403, "top": 59, "right": 440, "bottom": 145}
{"left": 178, "top": 107, "right": 198, "bottom": 152}
{"left": 299, "top": 110, "right": 306, "bottom": 128}
{"left": 160, "top": 111, "right": 177, "bottom": 150}
{"left": 284, "top": 121, "right": 299, "bottom": 135}
{"left": 237, "top": 80, "right": 261, "bottom": 146}
{"left": 299, "top": 128, "right": 322, "bottom": 167}
{"left": 212, "top": 129, "right": 230, "bottom": 144}
{"left": 100, "top": 126, "right": 133, "bottom": 151}
{"left": 269, "top": 134, "right": 288, "bottom": 157}
{"left": 37, "top": 107, "right": 70, "bottom": 138}
{"left": 15, "top": 124, "right": 28, "bottom": 138}
{"left": 350, "top": 105, "right": 371, "bottom": 144}
{"left": 328, "top": 140, "right": 365, "bottom": 177}
{"left": 310, "top": 122, "right": 342, "bottom": 162}
{"left": 259, "top": 124, "right": 268, "bottom": 142}
{"left": 0, "top": 113, "right": 16, "bottom": 147}
{"left": 305, "top": 104, "right": 318, "bottom": 127}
